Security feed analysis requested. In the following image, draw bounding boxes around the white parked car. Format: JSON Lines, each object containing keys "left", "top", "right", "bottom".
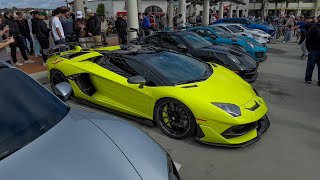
{"left": 211, "top": 23, "right": 270, "bottom": 44}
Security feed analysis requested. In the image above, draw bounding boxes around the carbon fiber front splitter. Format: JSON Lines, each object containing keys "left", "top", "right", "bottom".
{"left": 195, "top": 115, "right": 271, "bottom": 148}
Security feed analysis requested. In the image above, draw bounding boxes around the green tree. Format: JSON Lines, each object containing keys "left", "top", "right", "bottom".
{"left": 96, "top": 3, "right": 105, "bottom": 17}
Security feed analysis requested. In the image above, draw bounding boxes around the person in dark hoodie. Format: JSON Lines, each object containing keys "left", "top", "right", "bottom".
{"left": 115, "top": 14, "right": 127, "bottom": 44}
{"left": 36, "top": 12, "right": 51, "bottom": 66}
{"left": 15, "top": 11, "right": 34, "bottom": 55}
{"left": 1, "top": 11, "right": 34, "bottom": 66}
{"left": 86, "top": 9, "right": 101, "bottom": 45}
{"left": 31, "top": 11, "right": 42, "bottom": 57}
{"left": 305, "top": 18, "right": 320, "bottom": 86}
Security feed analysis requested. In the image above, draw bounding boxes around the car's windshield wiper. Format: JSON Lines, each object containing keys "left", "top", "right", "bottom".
{"left": 0, "top": 148, "right": 22, "bottom": 161}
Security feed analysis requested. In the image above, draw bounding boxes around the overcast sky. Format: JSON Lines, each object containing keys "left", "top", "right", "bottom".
{"left": 0, "top": 0, "right": 67, "bottom": 9}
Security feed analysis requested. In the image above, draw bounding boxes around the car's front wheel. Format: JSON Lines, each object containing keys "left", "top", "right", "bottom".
{"left": 154, "top": 98, "right": 196, "bottom": 139}
{"left": 50, "top": 69, "right": 70, "bottom": 96}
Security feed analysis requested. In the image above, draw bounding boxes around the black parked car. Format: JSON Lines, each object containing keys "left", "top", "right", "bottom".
{"left": 141, "top": 31, "right": 259, "bottom": 82}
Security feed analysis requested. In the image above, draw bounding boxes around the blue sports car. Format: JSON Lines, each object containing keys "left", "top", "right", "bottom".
{"left": 215, "top": 18, "right": 275, "bottom": 36}
{"left": 187, "top": 26, "right": 268, "bottom": 61}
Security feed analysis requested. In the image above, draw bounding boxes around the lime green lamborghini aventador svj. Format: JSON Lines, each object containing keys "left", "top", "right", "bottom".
{"left": 47, "top": 44, "right": 270, "bottom": 147}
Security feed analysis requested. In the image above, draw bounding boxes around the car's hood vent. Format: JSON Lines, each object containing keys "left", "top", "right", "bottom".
{"left": 181, "top": 84, "right": 198, "bottom": 88}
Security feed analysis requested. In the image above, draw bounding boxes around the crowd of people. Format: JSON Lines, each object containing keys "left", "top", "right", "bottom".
{"left": 0, "top": 7, "right": 319, "bottom": 85}
{"left": 0, "top": 6, "right": 113, "bottom": 66}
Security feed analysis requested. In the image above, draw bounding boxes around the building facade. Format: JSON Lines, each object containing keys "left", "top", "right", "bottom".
{"left": 69, "top": 0, "right": 168, "bottom": 18}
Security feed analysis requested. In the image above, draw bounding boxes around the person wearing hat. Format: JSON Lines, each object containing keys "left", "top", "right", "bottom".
{"left": 36, "top": 12, "right": 51, "bottom": 66}
{"left": 74, "top": 11, "right": 89, "bottom": 48}
{"left": 86, "top": 9, "right": 101, "bottom": 45}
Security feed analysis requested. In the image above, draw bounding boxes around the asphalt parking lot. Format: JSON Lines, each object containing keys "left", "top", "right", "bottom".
{"left": 43, "top": 40, "right": 320, "bottom": 180}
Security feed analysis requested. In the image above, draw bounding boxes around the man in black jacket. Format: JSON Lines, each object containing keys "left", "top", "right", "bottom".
{"left": 115, "top": 14, "right": 127, "bottom": 44}
{"left": 31, "top": 11, "right": 41, "bottom": 57}
{"left": 16, "top": 11, "right": 34, "bottom": 55}
{"left": 37, "top": 12, "right": 51, "bottom": 66}
{"left": 1, "top": 11, "right": 34, "bottom": 66}
{"left": 86, "top": 9, "right": 101, "bottom": 45}
{"left": 305, "top": 18, "right": 320, "bottom": 86}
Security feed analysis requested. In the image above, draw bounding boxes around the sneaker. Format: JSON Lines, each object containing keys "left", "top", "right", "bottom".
{"left": 25, "top": 60, "right": 35, "bottom": 63}
{"left": 43, "top": 63, "right": 47, "bottom": 67}
{"left": 305, "top": 81, "right": 312, "bottom": 85}
{"left": 15, "top": 62, "right": 23, "bottom": 66}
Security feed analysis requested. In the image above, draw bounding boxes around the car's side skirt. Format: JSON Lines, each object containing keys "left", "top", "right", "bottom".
{"left": 71, "top": 97, "right": 156, "bottom": 127}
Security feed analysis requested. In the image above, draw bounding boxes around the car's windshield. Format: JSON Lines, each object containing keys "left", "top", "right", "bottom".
{"left": 140, "top": 52, "right": 212, "bottom": 85}
{"left": 239, "top": 24, "right": 251, "bottom": 31}
{"left": 181, "top": 33, "right": 213, "bottom": 49}
{"left": 0, "top": 68, "right": 69, "bottom": 160}
{"left": 211, "top": 26, "right": 233, "bottom": 38}
{"left": 226, "top": 25, "right": 242, "bottom": 33}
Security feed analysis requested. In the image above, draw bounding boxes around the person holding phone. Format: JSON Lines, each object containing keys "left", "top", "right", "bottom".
{"left": 2, "top": 11, "right": 34, "bottom": 66}
{"left": 0, "top": 24, "right": 15, "bottom": 64}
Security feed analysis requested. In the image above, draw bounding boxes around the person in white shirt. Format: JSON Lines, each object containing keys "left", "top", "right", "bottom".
{"left": 51, "top": 8, "right": 66, "bottom": 45}
{"left": 176, "top": 14, "right": 185, "bottom": 29}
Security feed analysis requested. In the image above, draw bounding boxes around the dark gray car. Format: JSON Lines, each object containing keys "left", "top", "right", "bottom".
{"left": 0, "top": 63, "right": 180, "bottom": 180}
{"left": 141, "top": 31, "right": 259, "bottom": 82}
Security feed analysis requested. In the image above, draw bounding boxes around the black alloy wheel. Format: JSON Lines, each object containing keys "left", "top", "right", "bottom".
{"left": 155, "top": 98, "right": 196, "bottom": 139}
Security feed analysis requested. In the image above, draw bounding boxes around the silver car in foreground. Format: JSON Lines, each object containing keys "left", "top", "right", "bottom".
{"left": 0, "top": 63, "right": 180, "bottom": 180}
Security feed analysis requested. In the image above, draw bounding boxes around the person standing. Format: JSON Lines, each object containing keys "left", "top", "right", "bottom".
{"left": 37, "top": 12, "right": 51, "bottom": 66}
{"left": 15, "top": 11, "right": 34, "bottom": 55}
{"left": 2, "top": 11, "right": 34, "bottom": 66}
{"left": 284, "top": 17, "right": 294, "bottom": 42}
{"left": 115, "top": 14, "right": 127, "bottom": 45}
{"left": 305, "top": 19, "right": 320, "bottom": 85}
{"left": 74, "top": 11, "right": 89, "bottom": 48}
{"left": 142, "top": 13, "right": 151, "bottom": 36}
{"left": 176, "top": 14, "right": 184, "bottom": 29}
{"left": 61, "top": 10, "right": 76, "bottom": 43}
{"left": 86, "top": 9, "right": 102, "bottom": 44}
{"left": 0, "top": 24, "right": 15, "bottom": 64}
{"left": 31, "top": 11, "right": 41, "bottom": 57}
{"left": 101, "top": 16, "right": 108, "bottom": 43}
{"left": 52, "top": 8, "right": 66, "bottom": 45}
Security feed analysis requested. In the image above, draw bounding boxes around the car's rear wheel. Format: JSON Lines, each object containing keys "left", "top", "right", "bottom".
{"left": 154, "top": 98, "right": 196, "bottom": 139}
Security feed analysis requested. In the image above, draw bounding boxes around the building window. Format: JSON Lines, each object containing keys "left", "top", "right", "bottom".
{"left": 303, "top": 0, "right": 316, "bottom": 2}
{"left": 145, "top": 6, "right": 163, "bottom": 14}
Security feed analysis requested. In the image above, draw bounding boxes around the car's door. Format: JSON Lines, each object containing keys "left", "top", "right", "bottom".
{"left": 89, "top": 56, "right": 153, "bottom": 119}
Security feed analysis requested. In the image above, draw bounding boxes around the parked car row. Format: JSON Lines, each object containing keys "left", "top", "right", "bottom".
{"left": 0, "top": 19, "right": 273, "bottom": 178}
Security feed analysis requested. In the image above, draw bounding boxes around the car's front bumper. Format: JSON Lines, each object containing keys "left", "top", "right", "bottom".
{"left": 239, "top": 68, "right": 259, "bottom": 83}
{"left": 196, "top": 115, "right": 270, "bottom": 148}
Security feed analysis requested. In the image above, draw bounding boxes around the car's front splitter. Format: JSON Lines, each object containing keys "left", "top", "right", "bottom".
{"left": 195, "top": 115, "right": 270, "bottom": 148}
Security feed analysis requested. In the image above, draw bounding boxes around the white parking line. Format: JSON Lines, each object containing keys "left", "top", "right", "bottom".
{"left": 174, "top": 162, "right": 182, "bottom": 171}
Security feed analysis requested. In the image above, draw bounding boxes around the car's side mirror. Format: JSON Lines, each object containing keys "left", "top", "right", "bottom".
{"left": 54, "top": 82, "right": 72, "bottom": 102}
{"left": 177, "top": 44, "right": 188, "bottom": 52}
{"left": 128, "top": 75, "right": 147, "bottom": 88}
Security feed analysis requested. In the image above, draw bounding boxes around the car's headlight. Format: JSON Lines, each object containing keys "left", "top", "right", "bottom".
{"left": 167, "top": 156, "right": 180, "bottom": 180}
{"left": 247, "top": 41, "right": 254, "bottom": 48}
{"left": 228, "top": 55, "right": 241, "bottom": 65}
{"left": 212, "top": 103, "right": 241, "bottom": 117}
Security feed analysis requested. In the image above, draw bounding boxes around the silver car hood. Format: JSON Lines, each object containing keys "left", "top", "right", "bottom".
{"left": 0, "top": 109, "right": 168, "bottom": 180}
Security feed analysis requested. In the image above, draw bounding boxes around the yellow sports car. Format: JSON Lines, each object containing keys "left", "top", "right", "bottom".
{"left": 47, "top": 45, "right": 270, "bottom": 147}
